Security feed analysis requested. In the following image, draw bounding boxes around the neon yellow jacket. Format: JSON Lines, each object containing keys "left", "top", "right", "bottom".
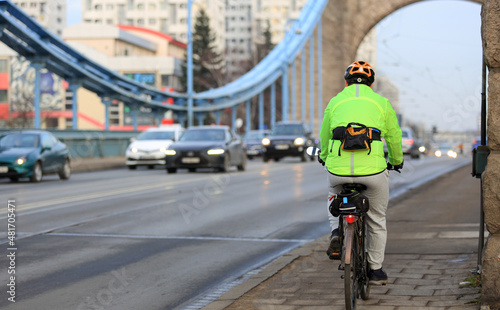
{"left": 319, "top": 84, "right": 403, "bottom": 176}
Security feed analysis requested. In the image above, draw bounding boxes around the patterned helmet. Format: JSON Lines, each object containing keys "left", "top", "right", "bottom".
{"left": 344, "top": 60, "right": 375, "bottom": 85}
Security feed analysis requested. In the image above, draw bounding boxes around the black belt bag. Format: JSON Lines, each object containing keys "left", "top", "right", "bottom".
{"left": 331, "top": 123, "right": 381, "bottom": 156}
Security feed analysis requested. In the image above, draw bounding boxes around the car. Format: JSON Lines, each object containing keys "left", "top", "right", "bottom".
{"left": 242, "top": 129, "right": 270, "bottom": 159}
{"left": 431, "top": 142, "right": 458, "bottom": 158}
{"left": 125, "top": 125, "right": 184, "bottom": 169}
{"left": 164, "top": 125, "right": 246, "bottom": 173}
{"left": 401, "top": 127, "right": 421, "bottom": 159}
{"left": 0, "top": 130, "right": 71, "bottom": 182}
{"left": 261, "top": 121, "right": 316, "bottom": 162}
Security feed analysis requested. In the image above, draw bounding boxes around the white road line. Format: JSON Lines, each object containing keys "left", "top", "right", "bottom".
{"left": 46, "top": 232, "right": 314, "bottom": 243}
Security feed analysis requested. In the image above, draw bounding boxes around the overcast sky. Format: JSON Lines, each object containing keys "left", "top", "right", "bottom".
{"left": 376, "top": 0, "right": 482, "bottom": 133}
{"left": 66, "top": 0, "right": 482, "bottom": 133}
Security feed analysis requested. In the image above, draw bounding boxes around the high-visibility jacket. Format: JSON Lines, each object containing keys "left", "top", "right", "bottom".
{"left": 319, "top": 84, "right": 403, "bottom": 176}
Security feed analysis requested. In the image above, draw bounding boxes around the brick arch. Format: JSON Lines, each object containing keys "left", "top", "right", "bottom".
{"left": 321, "top": 0, "right": 483, "bottom": 103}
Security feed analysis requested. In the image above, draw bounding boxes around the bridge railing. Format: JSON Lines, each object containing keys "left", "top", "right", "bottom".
{"left": 0, "top": 129, "right": 137, "bottom": 158}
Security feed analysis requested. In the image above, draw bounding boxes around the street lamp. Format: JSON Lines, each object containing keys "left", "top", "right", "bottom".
{"left": 187, "top": 0, "right": 194, "bottom": 127}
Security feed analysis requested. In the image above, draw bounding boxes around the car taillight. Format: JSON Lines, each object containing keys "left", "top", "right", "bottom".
{"left": 404, "top": 138, "right": 414, "bottom": 145}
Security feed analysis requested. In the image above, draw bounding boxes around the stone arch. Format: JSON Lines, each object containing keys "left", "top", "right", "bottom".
{"left": 321, "top": 0, "right": 483, "bottom": 104}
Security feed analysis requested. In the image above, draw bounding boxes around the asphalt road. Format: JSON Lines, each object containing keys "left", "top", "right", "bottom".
{"left": 0, "top": 155, "right": 471, "bottom": 310}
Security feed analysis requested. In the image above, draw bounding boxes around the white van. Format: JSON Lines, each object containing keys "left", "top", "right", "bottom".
{"left": 125, "top": 125, "right": 184, "bottom": 169}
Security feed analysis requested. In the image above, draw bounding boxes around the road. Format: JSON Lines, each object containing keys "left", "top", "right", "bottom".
{"left": 0, "top": 155, "right": 470, "bottom": 310}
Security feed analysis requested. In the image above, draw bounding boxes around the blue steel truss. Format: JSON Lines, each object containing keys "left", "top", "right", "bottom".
{"left": 0, "top": 0, "right": 328, "bottom": 129}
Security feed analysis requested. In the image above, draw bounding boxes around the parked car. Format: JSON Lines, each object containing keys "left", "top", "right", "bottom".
{"left": 0, "top": 130, "right": 71, "bottom": 182}
{"left": 126, "top": 125, "right": 184, "bottom": 169}
{"left": 164, "top": 125, "right": 246, "bottom": 173}
{"left": 261, "top": 121, "right": 316, "bottom": 162}
{"left": 243, "top": 129, "right": 270, "bottom": 159}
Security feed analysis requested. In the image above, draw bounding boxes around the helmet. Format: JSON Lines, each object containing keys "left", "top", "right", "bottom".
{"left": 344, "top": 61, "right": 375, "bottom": 85}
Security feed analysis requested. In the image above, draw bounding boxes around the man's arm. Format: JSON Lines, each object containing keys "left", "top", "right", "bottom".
{"left": 319, "top": 102, "right": 333, "bottom": 162}
{"left": 384, "top": 101, "right": 403, "bottom": 165}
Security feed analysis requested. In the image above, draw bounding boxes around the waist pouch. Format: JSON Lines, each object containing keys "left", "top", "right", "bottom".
{"left": 331, "top": 123, "right": 381, "bottom": 156}
{"left": 329, "top": 189, "right": 370, "bottom": 217}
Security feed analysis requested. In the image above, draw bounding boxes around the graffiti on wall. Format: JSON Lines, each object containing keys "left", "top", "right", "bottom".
{"left": 10, "top": 56, "right": 64, "bottom": 111}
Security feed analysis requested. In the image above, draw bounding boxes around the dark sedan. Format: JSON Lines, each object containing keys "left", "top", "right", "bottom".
{"left": 165, "top": 126, "right": 246, "bottom": 173}
{"left": 243, "top": 129, "right": 270, "bottom": 159}
{"left": 0, "top": 130, "right": 71, "bottom": 182}
{"left": 261, "top": 122, "right": 316, "bottom": 162}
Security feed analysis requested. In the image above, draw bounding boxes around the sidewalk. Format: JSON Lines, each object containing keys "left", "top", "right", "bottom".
{"left": 204, "top": 165, "right": 484, "bottom": 310}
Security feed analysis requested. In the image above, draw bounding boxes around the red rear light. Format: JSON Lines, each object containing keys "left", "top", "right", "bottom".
{"left": 404, "top": 138, "right": 414, "bottom": 145}
{"left": 346, "top": 215, "right": 356, "bottom": 224}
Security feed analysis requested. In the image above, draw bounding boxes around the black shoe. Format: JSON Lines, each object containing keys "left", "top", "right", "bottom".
{"left": 368, "top": 268, "right": 388, "bottom": 285}
{"left": 326, "top": 229, "right": 340, "bottom": 260}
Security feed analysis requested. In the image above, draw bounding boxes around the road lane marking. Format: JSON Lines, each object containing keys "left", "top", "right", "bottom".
{"left": 46, "top": 232, "right": 314, "bottom": 243}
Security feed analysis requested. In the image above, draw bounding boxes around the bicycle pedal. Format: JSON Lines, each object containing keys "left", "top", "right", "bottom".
{"left": 338, "top": 264, "right": 345, "bottom": 271}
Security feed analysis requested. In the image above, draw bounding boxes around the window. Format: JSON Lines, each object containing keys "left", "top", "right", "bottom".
{"left": 137, "top": 3, "right": 144, "bottom": 10}
{"left": 180, "top": 18, "right": 186, "bottom": 24}
{"left": 0, "top": 59, "right": 7, "bottom": 72}
{"left": 149, "top": 3, "right": 156, "bottom": 10}
{"left": 107, "top": 19, "right": 113, "bottom": 25}
{"left": 169, "top": 4, "right": 176, "bottom": 23}
{"left": 0, "top": 90, "right": 7, "bottom": 102}
{"left": 95, "top": 4, "right": 102, "bottom": 11}
{"left": 106, "top": 4, "right": 114, "bottom": 10}
{"left": 137, "top": 18, "right": 144, "bottom": 25}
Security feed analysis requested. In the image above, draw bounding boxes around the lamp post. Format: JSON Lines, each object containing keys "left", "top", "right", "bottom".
{"left": 187, "top": 0, "right": 194, "bottom": 127}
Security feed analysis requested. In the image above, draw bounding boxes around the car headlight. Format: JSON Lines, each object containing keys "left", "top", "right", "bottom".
{"left": 130, "top": 147, "right": 138, "bottom": 153}
{"left": 262, "top": 138, "right": 270, "bottom": 146}
{"left": 207, "top": 148, "right": 225, "bottom": 155}
{"left": 294, "top": 137, "right": 305, "bottom": 146}
{"left": 435, "top": 150, "right": 442, "bottom": 157}
{"left": 15, "top": 157, "right": 26, "bottom": 165}
{"left": 165, "top": 150, "right": 176, "bottom": 156}
{"left": 419, "top": 146, "right": 426, "bottom": 153}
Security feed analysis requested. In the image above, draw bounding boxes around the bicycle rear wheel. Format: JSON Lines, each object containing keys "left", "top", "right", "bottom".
{"left": 344, "top": 225, "right": 357, "bottom": 310}
{"left": 359, "top": 220, "right": 370, "bottom": 300}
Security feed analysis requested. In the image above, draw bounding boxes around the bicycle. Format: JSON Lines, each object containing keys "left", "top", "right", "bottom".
{"left": 335, "top": 182, "right": 370, "bottom": 310}
{"left": 306, "top": 146, "right": 399, "bottom": 310}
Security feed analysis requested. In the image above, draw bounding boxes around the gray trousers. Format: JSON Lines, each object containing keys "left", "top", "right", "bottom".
{"left": 327, "top": 170, "right": 390, "bottom": 270}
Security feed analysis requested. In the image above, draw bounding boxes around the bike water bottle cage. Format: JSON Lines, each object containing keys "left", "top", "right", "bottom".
{"left": 331, "top": 123, "right": 381, "bottom": 156}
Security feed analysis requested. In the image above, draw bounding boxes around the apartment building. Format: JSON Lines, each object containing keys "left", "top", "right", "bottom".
{"left": 251, "top": 0, "right": 308, "bottom": 46}
{"left": 81, "top": 0, "right": 226, "bottom": 55}
{"left": 12, "top": 0, "right": 66, "bottom": 36}
{"left": 224, "top": 0, "right": 252, "bottom": 81}
{"left": 62, "top": 24, "right": 187, "bottom": 129}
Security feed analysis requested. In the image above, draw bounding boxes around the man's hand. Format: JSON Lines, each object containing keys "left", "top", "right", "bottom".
{"left": 318, "top": 151, "right": 325, "bottom": 166}
{"left": 387, "top": 160, "right": 403, "bottom": 173}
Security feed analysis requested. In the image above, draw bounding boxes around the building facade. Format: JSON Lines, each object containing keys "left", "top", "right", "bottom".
{"left": 13, "top": 0, "right": 66, "bottom": 36}
{"left": 81, "top": 0, "right": 226, "bottom": 55}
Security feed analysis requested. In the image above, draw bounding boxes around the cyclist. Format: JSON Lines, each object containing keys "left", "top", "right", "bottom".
{"left": 318, "top": 60, "right": 404, "bottom": 285}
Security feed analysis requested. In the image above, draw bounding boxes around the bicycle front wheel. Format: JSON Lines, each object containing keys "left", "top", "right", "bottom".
{"left": 344, "top": 225, "right": 357, "bottom": 310}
